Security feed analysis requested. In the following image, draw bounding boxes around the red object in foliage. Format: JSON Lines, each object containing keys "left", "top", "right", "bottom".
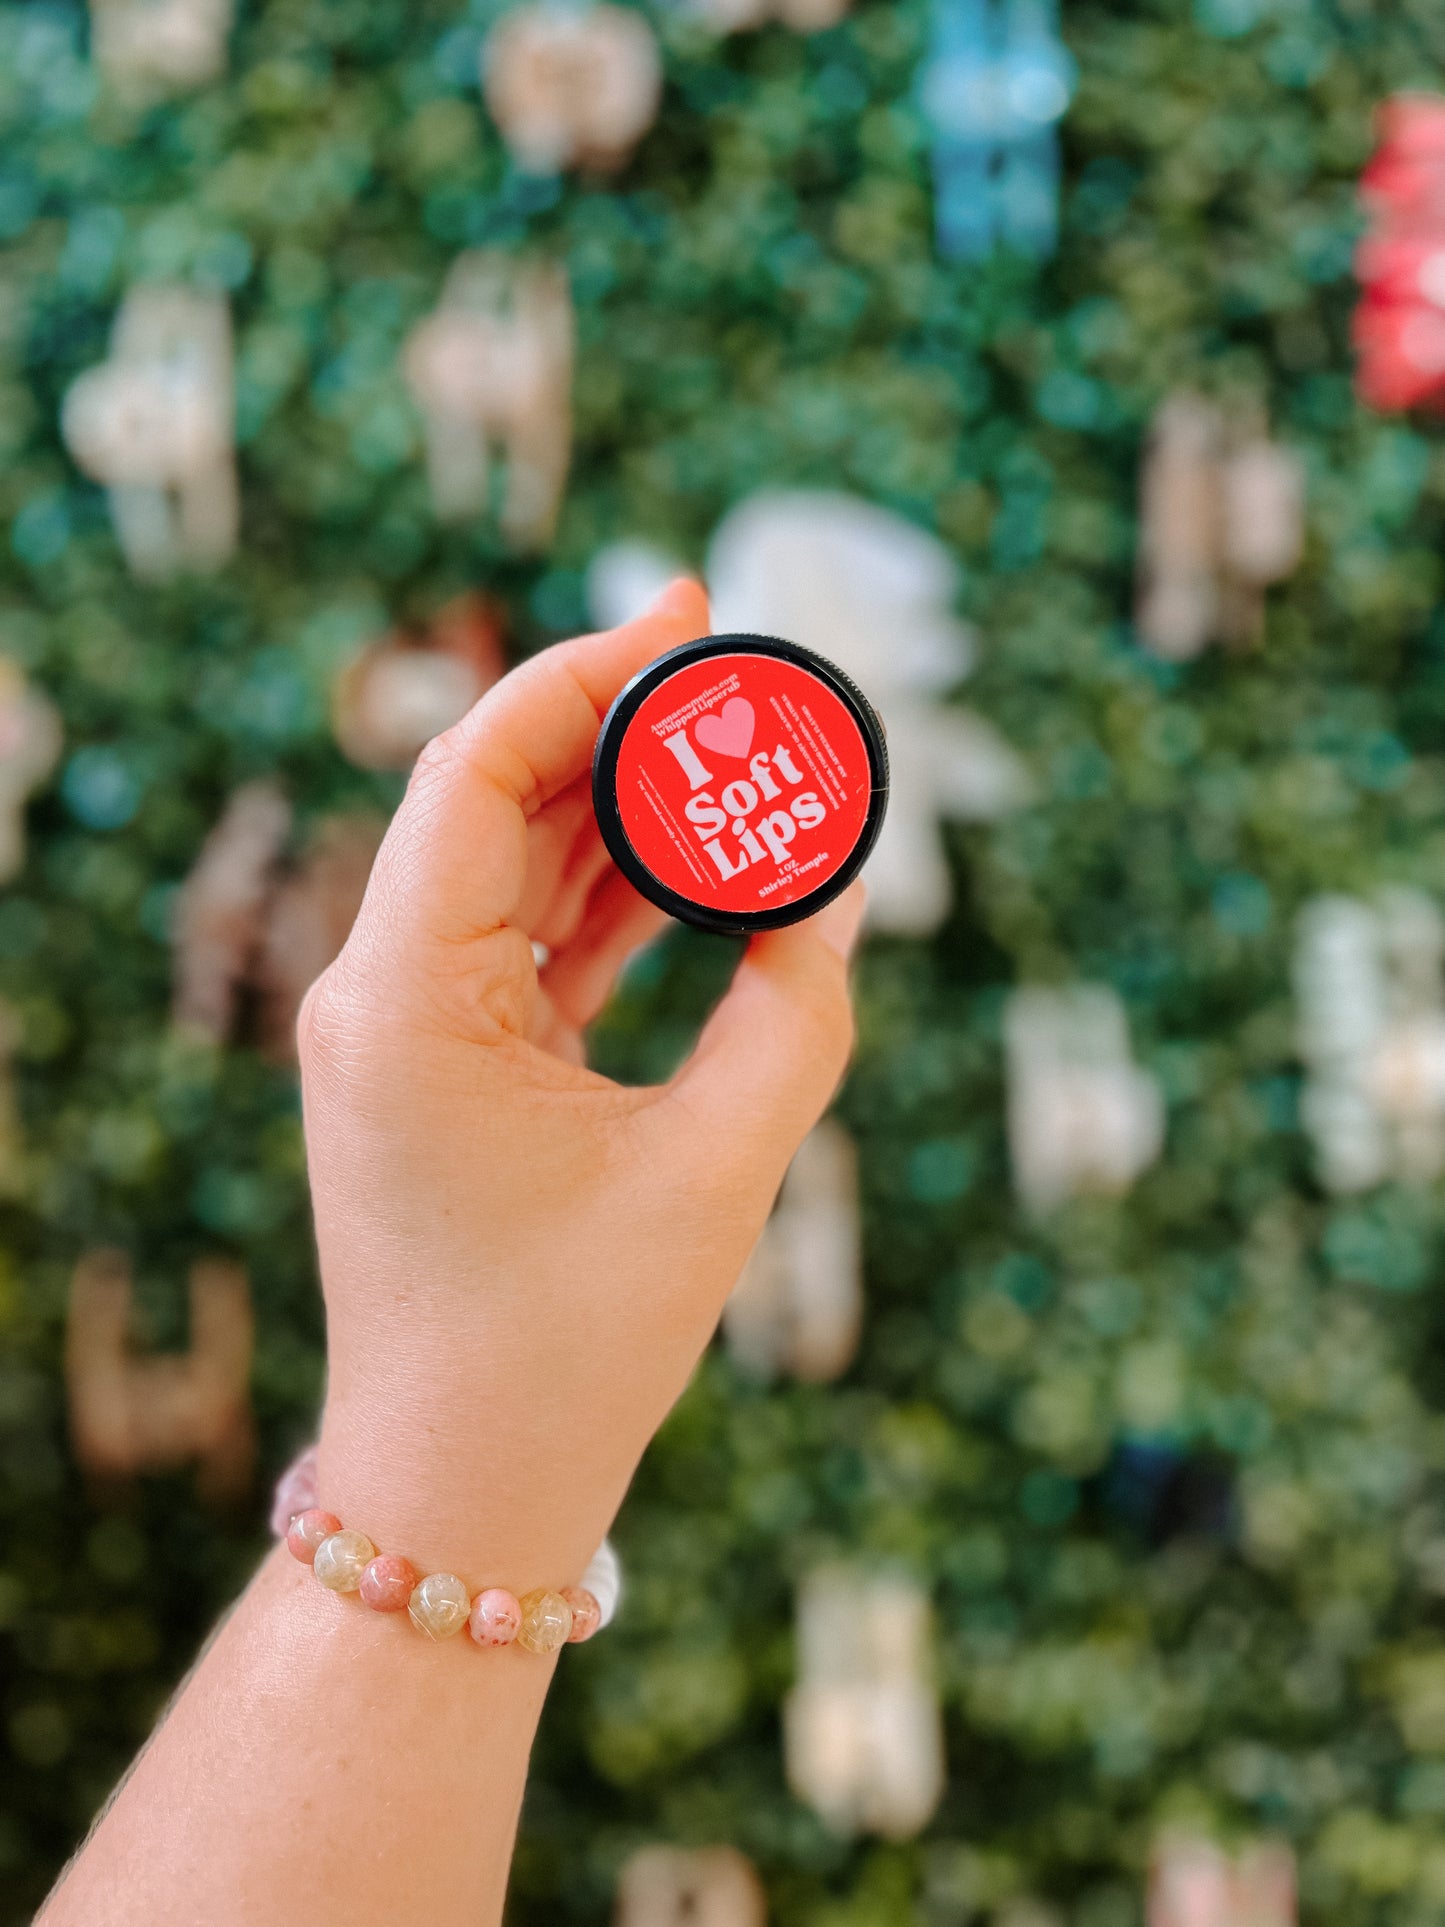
{"left": 1353, "top": 296, "right": 1445, "bottom": 411}
{"left": 1355, "top": 93, "right": 1445, "bottom": 411}
{"left": 1360, "top": 97, "right": 1445, "bottom": 218}
{"left": 1355, "top": 232, "right": 1445, "bottom": 306}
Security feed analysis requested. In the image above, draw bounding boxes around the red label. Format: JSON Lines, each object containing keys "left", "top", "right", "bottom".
{"left": 612, "top": 651, "right": 874, "bottom": 917}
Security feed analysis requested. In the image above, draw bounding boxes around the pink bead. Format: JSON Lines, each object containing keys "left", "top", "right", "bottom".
{"left": 286, "top": 1508, "right": 341, "bottom": 1565}
{"left": 468, "top": 1587, "right": 522, "bottom": 1648}
{"left": 561, "top": 1587, "right": 601, "bottom": 1643}
{"left": 360, "top": 1553, "right": 418, "bottom": 1613}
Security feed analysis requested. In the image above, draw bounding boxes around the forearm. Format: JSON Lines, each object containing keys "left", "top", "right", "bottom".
{"left": 40, "top": 1543, "right": 557, "bottom": 1927}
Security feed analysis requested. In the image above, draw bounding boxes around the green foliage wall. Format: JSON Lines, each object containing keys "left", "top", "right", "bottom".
{"left": 6, "top": 0, "right": 1445, "bottom": 1921}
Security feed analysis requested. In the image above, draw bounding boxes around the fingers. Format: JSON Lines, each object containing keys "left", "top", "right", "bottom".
{"left": 510, "top": 777, "right": 613, "bottom": 947}
{"left": 360, "top": 578, "right": 711, "bottom": 955}
{"left": 658, "top": 882, "right": 867, "bottom": 1184}
{"left": 471, "top": 573, "right": 709, "bottom": 815}
{"left": 539, "top": 866, "right": 670, "bottom": 1034}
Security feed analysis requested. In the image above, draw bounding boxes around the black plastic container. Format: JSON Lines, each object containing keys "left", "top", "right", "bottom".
{"left": 592, "top": 633, "right": 889, "bottom": 937}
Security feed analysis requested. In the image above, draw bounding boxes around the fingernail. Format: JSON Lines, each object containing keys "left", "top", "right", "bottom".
{"left": 813, "top": 883, "right": 867, "bottom": 960}
{"left": 647, "top": 575, "right": 706, "bottom": 619}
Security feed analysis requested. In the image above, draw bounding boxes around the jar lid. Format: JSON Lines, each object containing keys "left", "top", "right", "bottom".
{"left": 592, "top": 632, "right": 889, "bottom": 936}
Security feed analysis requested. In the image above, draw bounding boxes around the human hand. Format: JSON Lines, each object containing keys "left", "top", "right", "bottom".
{"left": 303, "top": 580, "right": 865, "bottom": 1595}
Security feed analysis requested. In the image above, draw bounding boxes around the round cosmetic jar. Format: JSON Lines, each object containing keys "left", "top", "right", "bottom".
{"left": 592, "top": 632, "right": 889, "bottom": 936}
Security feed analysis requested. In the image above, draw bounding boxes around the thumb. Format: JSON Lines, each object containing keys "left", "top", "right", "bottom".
{"left": 661, "top": 882, "right": 867, "bottom": 1181}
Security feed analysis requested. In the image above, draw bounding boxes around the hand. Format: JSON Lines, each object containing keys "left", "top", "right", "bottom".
{"left": 302, "top": 580, "right": 865, "bottom": 1594}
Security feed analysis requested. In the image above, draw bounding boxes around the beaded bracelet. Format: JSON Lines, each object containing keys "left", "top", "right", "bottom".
{"left": 271, "top": 1445, "right": 620, "bottom": 1655}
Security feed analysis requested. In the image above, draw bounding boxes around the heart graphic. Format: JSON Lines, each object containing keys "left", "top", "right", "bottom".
{"left": 695, "top": 698, "right": 755, "bottom": 760}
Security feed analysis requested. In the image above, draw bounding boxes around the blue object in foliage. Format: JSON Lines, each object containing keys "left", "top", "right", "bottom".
{"left": 920, "top": 0, "right": 1076, "bottom": 260}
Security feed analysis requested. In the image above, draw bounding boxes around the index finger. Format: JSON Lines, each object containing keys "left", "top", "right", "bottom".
{"left": 362, "top": 577, "right": 710, "bottom": 948}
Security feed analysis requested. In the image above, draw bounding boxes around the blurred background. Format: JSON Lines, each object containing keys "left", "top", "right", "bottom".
{"left": 4, "top": 0, "right": 1445, "bottom": 1921}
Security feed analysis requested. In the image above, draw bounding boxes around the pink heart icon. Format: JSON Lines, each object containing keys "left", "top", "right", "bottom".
{"left": 694, "top": 698, "right": 755, "bottom": 760}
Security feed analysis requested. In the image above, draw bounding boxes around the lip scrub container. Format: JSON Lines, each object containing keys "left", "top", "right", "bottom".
{"left": 592, "top": 632, "right": 889, "bottom": 936}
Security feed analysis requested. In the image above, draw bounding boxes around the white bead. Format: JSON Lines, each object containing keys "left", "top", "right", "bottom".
{"left": 408, "top": 1571, "right": 471, "bottom": 1641}
{"left": 313, "top": 1530, "right": 376, "bottom": 1593}
{"left": 581, "top": 1540, "right": 621, "bottom": 1628}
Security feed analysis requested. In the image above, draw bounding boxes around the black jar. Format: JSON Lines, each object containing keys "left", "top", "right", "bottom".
{"left": 592, "top": 633, "right": 889, "bottom": 937}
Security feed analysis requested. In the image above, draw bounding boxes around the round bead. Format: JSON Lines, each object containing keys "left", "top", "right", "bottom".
{"left": 408, "top": 1571, "right": 471, "bottom": 1641}
{"left": 561, "top": 1587, "right": 601, "bottom": 1644}
{"left": 468, "top": 1588, "right": 522, "bottom": 1648}
{"left": 359, "top": 1553, "right": 418, "bottom": 1613}
{"left": 580, "top": 1540, "right": 621, "bottom": 1628}
{"left": 516, "top": 1588, "right": 573, "bottom": 1655}
{"left": 286, "top": 1509, "right": 342, "bottom": 1566}
{"left": 312, "top": 1529, "right": 376, "bottom": 1592}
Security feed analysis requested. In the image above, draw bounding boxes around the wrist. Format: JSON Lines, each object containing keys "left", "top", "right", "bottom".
{"left": 312, "top": 1397, "right": 626, "bottom": 1601}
